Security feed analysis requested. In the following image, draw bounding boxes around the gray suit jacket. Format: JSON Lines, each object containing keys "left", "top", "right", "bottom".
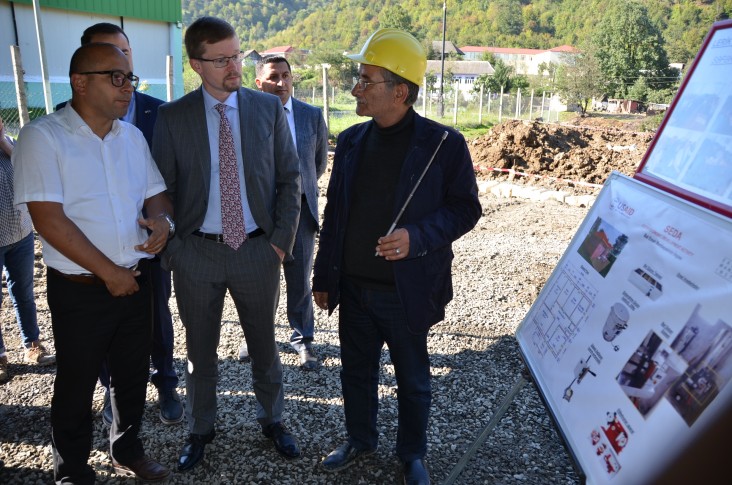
{"left": 152, "top": 87, "right": 301, "bottom": 265}
{"left": 291, "top": 97, "right": 328, "bottom": 225}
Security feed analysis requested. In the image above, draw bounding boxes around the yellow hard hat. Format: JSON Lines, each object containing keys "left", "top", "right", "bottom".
{"left": 347, "top": 28, "right": 427, "bottom": 86}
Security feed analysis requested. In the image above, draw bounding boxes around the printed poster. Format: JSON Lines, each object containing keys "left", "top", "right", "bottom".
{"left": 516, "top": 173, "right": 732, "bottom": 485}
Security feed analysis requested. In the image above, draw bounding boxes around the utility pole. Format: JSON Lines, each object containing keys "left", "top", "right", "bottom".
{"left": 32, "top": 0, "right": 53, "bottom": 113}
{"left": 438, "top": 1, "right": 446, "bottom": 118}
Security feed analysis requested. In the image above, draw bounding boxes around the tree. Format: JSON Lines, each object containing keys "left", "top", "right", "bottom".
{"left": 493, "top": 0, "right": 523, "bottom": 36}
{"left": 308, "top": 47, "right": 358, "bottom": 91}
{"left": 486, "top": 59, "right": 513, "bottom": 93}
{"left": 379, "top": 4, "right": 413, "bottom": 33}
{"left": 537, "top": 61, "right": 558, "bottom": 91}
{"left": 554, "top": 51, "right": 605, "bottom": 114}
{"left": 627, "top": 76, "right": 649, "bottom": 102}
{"left": 592, "top": 0, "right": 671, "bottom": 98}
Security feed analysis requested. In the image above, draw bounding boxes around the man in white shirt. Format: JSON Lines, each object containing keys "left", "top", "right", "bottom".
{"left": 13, "top": 42, "right": 172, "bottom": 484}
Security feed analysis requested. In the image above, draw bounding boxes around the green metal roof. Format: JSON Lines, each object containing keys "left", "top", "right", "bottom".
{"left": 10, "top": 0, "right": 182, "bottom": 23}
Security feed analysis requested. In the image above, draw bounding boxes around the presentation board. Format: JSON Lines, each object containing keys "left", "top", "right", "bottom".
{"left": 516, "top": 173, "right": 732, "bottom": 485}
{"left": 636, "top": 19, "right": 732, "bottom": 218}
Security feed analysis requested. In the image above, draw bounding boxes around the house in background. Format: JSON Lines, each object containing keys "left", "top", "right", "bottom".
{"left": 460, "top": 45, "right": 579, "bottom": 75}
{"left": 430, "top": 40, "right": 464, "bottom": 59}
{"left": 260, "top": 45, "right": 307, "bottom": 63}
{"left": 0, "top": 0, "right": 183, "bottom": 110}
{"left": 425, "top": 59, "right": 494, "bottom": 99}
{"left": 242, "top": 49, "right": 262, "bottom": 66}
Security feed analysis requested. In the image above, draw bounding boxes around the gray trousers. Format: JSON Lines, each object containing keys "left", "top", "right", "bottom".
{"left": 171, "top": 234, "right": 284, "bottom": 435}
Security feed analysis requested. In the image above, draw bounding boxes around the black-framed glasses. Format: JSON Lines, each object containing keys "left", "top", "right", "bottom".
{"left": 79, "top": 70, "right": 139, "bottom": 89}
{"left": 353, "top": 79, "right": 392, "bottom": 90}
{"left": 194, "top": 52, "right": 245, "bottom": 68}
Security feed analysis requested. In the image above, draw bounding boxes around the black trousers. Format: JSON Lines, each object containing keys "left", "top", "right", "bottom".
{"left": 48, "top": 261, "right": 152, "bottom": 484}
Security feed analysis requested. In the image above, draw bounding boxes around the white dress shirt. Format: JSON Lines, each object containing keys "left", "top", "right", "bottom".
{"left": 283, "top": 96, "right": 297, "bottom": 149}
{"left": 12, "top": 104, "right": 166, "bottom": 274}
{"left": 199, "top": 88, "right": 258, "bottom": 234}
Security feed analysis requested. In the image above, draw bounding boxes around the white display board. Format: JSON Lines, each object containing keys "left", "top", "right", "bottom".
{"left": 516, "top": 172, "right": 732, "bottom": 485}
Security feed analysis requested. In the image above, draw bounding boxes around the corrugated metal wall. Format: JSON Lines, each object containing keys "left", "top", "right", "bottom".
{"left": 9, "top": 0, "right": 181, "bottom": 23}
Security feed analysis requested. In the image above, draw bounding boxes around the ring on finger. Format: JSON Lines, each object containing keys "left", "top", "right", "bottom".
{"left": 395, "top": 248, "right": 401, "bottom": 255}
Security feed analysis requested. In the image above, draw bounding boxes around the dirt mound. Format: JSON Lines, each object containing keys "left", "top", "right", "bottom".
{"left": 469, "top": 119, "right": 655, "bottom": 187}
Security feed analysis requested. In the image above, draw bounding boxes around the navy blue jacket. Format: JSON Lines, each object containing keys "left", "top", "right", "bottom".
{"left": 312, "top": 111, "right": 482, "bottom": 333}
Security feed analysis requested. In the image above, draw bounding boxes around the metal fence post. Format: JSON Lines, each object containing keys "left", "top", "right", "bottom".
{"left": 453, "top": 81, "right": 458, "bottom": 126}
{"left": 321, "top": 64, "right": 330, "bottom": 130}
{"left": 478, "top": 84, "right": 484, "bottom": 125}
{"left": 166, "top": 55, "right": 174, "bottom": 102}
{"left": 499, "top": 86, "right": 504, "bottom": 123}
{"left": 11, "top": 45, "right": 30, "bottom": 128}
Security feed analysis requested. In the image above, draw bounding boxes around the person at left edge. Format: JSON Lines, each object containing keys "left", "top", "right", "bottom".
{"left": 56, "top": 21, "right": 183, "bottom": 429}
{"left": 13, "top": 42, "right": 172, "bottom": 484}
{"left": 152, "top": 16, "right": 302, "bottom": 472}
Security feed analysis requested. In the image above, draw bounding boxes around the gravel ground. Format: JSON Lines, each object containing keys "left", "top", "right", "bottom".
{"left": 0, "top": 186, "right": 590, "bottom": 484}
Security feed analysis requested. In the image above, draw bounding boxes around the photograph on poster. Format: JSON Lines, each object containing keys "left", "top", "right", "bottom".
{"left": 679, "top": 138, "right": 732, "bottom": 198}
{"left": 577, "top": 217, "right": 629, "bottom": 277}
{"left": 708, "top": 95, "right": 732, "bottom": 135}
{"left": 715, "top": 256, "right": 732, "bottom": 281}
{"left": 628, "top": 268, "right": 663, "bottom": 301}
{"left": 602, "top": 302, "right": 630, "bottom": 344}
{"left": 590, "top": 427, "right": 621, "bottom": 478}
{"left": 668, "top": 304, "right": 732, "bottom": 426}
{"left": 563, "top": 353, "right": 598, "bottom": 402}
{"left": 642, "top": 134, "right": 700, "bottom": 183}
{"left": 667, "top": 93, "right": 720, "bottom": 132}
{"left": 617, "top": 331, "right": 686, "bottom": 417}
{"left": 588, "top": 412, "right": 628, "bottom": 479}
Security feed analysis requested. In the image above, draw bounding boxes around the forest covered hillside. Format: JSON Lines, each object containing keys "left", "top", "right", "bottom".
{"left": 182, "top": 0, "right": 732, "bottom": 66}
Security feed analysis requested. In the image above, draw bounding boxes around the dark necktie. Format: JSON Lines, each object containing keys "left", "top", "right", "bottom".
{"left": 215, "top": 103, "right": 246, "bottom": 250}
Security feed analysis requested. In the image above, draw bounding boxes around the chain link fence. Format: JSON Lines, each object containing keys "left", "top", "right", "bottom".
{"left": 295, "top": 83, "right": 564, "bottom": 133}
{"left": 2, "top": 76, "right": 564, "bottom": 141}
{"left": 1, "top": 80, "right": 49, "bottom": 139}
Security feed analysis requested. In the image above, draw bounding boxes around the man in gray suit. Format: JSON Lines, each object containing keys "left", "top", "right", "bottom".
{"left": 241, "top": 55, "right": 328, "bottom": 370}
{"left": 151, "top": 17, "right": 302, "bottom": 472}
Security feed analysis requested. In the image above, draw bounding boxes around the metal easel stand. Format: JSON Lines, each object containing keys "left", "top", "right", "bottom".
{"left": 442, "top": 374, "right": 528, "bottom": 485}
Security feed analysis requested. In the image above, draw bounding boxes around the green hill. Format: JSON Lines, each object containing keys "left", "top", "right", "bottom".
{"left": 182, "top": 0, "right": 732, "bottom": 66}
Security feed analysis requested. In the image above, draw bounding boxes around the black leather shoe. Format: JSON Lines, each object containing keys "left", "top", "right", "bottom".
{"left": 113, "top": 455, "right": 171, "bottom": 482}
{"left": 102, "top": 390, "right": 113, "bottom": 428}
{"left": 403, "top": 458, "right": 430, "bottom": 485}
{"left": 178, "top": 432, "right": 215, "bottom": 472}
{"left": 158, "top": 388, "right": 184, "bottom": 425}
{"left": 262, "top": 422, "right": 301, "bottom": 459}
{"left": 298, "top": 346, "right": 319, "bottom": 371}
{"left": 321, "top": 442, "right": 377, "bottom": 472}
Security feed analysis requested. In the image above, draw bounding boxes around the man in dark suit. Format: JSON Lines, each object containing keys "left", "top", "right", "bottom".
{"left": 152, "top": 17, "right": 302, "bottom": 472}
{"left": 56, "top": 22, "right": 183, "bottom": 427}
{"left": 242, "top": 54, "right": 328, "bottom": 370}
{"left": 312, "top": 29, "right": 482, "bottom": 485}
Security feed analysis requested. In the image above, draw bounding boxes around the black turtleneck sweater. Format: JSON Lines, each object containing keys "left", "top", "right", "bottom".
{"left": 342, "top": 108, "right": 416, "bottom": 289}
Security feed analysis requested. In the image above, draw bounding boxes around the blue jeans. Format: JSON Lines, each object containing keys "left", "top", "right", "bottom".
{"left": 0, "top": 233, "right": 39, "bottom": 353}
{"left": 338, "top": 277, "right": 431, "bottom": 462}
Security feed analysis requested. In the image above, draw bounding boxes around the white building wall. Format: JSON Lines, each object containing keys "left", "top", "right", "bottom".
{"left": 0, "top": 2, "right": 180, "bottom": 108}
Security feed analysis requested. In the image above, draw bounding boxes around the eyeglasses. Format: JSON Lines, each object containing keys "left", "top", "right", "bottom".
{"left": 353, "top": 79, "right": 392, "bottom": 90}
{"left": 194, "top": 52, "right": 245, "bottom": 68}
{"left": 79, "top": 70, "right": 139, "bottom": 89}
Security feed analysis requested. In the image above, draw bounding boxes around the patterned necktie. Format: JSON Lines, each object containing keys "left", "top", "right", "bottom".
{"left": 215, "top": 103, "right": 246, "bottom": 250}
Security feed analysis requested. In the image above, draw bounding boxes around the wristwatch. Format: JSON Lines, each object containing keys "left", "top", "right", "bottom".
{"left": 162, "top": 213, "right": 176, "bottom": 239}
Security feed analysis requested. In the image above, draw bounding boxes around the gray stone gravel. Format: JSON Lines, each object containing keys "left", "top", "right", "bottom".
{"left": 0, "top": 189, "right": 589, "bottom": 484}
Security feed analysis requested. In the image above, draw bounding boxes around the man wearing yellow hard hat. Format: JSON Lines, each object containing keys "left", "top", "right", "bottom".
{"left": 313, "top": 28, "right": 481, "bottom": 485}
